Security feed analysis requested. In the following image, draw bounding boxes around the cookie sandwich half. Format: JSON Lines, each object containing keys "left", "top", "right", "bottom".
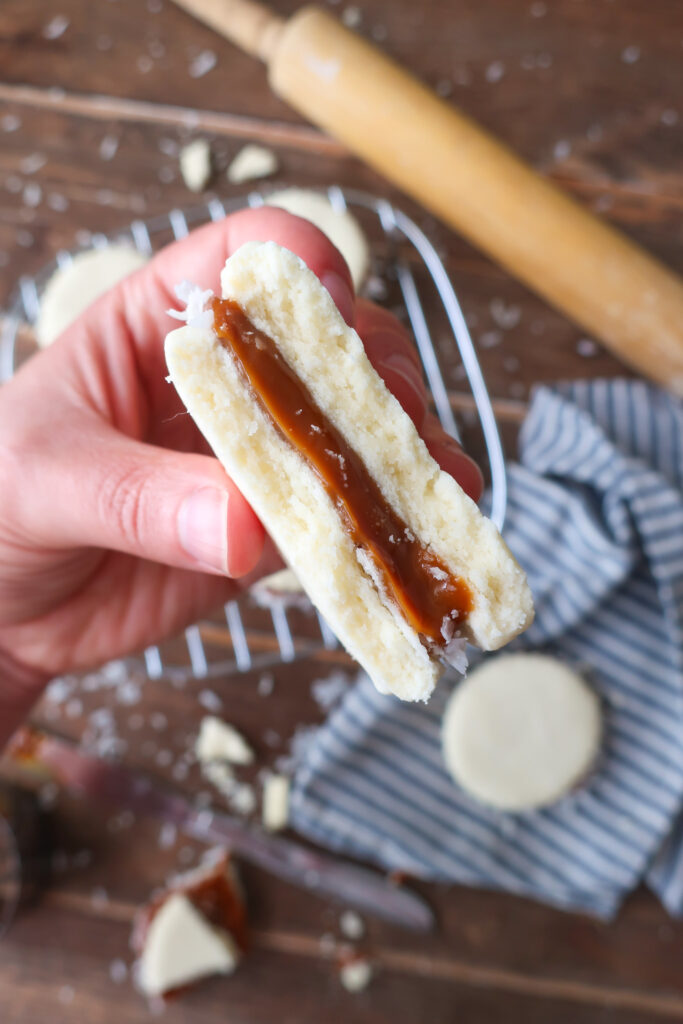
{"left": 165, "top": 242, "right": 533, "bottom": 701}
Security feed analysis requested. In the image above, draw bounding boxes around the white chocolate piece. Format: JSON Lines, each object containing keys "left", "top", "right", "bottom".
{"left": 180, "top": 139, "right": 212, "bottom": 193}
{"left": 138, "top": 893, "right": 239, "bottom": 997}
{"left": 339, "top": 910, "right": 365, "bottom": 940}
{"left": 261, "top": 773, "right": 290, "bottom": 832}
{"left": 201, "top": 762, "right": 256, "bottom": 816}
{"left": 265, "top": 188, "right": 369, "bottom": 290}
{"left": 196, "top": 716, "right": 254, "bottom": 765}
{"left": 227, "top": 144, "right": 279, "bottom": 184}
{"left": 442, "top": 653, "right": 602, "bottom": 811}
{"left": 35, "top": 245, "right": 148, "bottom": 347}
{"left": 340, "top": 959, "right": 373, "bottom": 993}
{"left": 165, "top": 242, "right": 533, "bottom": 702}
{"left": 201, "top": 759, "right": 235, "bottom": 792}
{"left": 228, "top": 780, "right": 257, "bottom": 816}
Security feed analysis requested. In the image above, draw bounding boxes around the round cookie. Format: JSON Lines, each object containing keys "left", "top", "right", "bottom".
{"left": 442, "top": 653, "right": 602, "bottom": 811}
{"left": 264, "top": 188, "right": 370, "bottom": 291}
{"left": 36, "top": 245, "right": 149, "bottom": 347}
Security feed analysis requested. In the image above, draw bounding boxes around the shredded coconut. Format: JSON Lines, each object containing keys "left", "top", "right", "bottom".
{"left": 258, "top": 673, "right": 275, "bottom": 697}
{"left": 443, "top": 635, "right": 468, "bottom": 674}
{"left": 311, "top": 670, "right": 350, "bottom": 711}
{"left": 198, "top": 689, "right": 224, "bottom": 713}
{"left": 109, "top": 959, "right": 128, "bottom": 984}
{"left": 43, "top": 15, "right": 70, "bottom": 40}
{"left": 189, "top": 49, "right": 217, "bottom": 78}
{"left": 490, "top": 298, "right": 522, "bottom": 330}
{"left": 167, "top": 281, "right": 214, "bottom": 330}
{"left": 276, "top": 724, "right": 321, "bottom": 774}
{"left": 441, "top": 615, "right": 456, "bottom": 643}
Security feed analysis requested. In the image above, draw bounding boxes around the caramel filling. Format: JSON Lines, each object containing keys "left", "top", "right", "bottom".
{"left": 212, "top": 298, "right": 472, "bottom": 644}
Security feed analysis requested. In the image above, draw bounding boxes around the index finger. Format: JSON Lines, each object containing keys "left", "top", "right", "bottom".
{"left": 355, "top": 300, "right": 484, "bottom": 502}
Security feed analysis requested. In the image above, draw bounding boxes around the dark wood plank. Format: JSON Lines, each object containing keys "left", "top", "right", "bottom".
{"left": 3, "top": 654, "right": 683, "bottom": 1004}
{"left": 3, "top": 902, "right": 682, "bottom": 1024}
{"left": 1, "top": 0, "right": 681, "bottom": 166}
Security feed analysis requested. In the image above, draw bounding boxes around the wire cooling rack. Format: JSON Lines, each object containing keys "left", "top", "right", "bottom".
{"left": 0, "top": 187, "right": 506, "bottom": 685}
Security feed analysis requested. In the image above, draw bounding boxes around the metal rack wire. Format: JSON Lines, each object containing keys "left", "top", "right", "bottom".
{"left": 0, "top": 188, "right": 506, "bottom": 685}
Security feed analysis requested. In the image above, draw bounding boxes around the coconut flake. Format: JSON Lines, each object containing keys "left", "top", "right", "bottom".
{"left": 340, "top": 958, "right": 373, "bottom": 992}
{"left": 443, "top": 635, "right": 468, "bottom": 674}
{"left": 167, "top": 280, "right": 214, "bottom": 330}
{"left": 440, "top": 615, "right": 456, "bottom": 643}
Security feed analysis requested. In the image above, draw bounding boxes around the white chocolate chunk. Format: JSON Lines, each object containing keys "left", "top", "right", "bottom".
{"left": 265, "top": 188, "right": 369, "bottom": 290}
{"left": 180, "top": 138, "right": 212, "bottom": 193}
{"left": 138, "top": 893, "right": 239, "bottom": 996}
{"left": 227, "top": 144, "right": 279, "bottom": 184}
{"left": 261, "top": 773, "right": 290, "bottom": 832}
{"left": 196, "top": 716, "right": 254, "bottom": 765}
{"left": 340, "top": 958, "right": 373, "bottom": 993}
{"left": 442, "top": 653, "right": 602, "bottom": 811}
{"left": 339, "top": 910, "right": 365, "bottom": 940}
{"left": 36, "top": 246, "right": 148, "bottom": 347}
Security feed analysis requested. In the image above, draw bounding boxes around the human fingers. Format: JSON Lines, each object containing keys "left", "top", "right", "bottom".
{"left": 354, "top": 299, "right": 428, "bottom": 427}
{"left": 355, "top": 300, "right": 484, "bottom": 501}
{"left": 10, "top": 411, "right": 265, "bottom": 579}
{"left": 120, "top": 206, "right": 355, "bottom": 361}
{"left": 421, "top": 413, "right": 484, "bottom": 502}
{"left": 0, "top": 648, "right": 49, "bottom": 749}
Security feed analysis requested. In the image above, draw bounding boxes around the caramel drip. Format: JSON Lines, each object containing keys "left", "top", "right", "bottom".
{"left": 212, "top": 298, "right": 472, "bottom": 643}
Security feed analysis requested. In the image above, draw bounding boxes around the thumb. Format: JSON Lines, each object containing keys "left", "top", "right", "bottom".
{"left": 39, "top": 424, "right": 265, "bottom": 578}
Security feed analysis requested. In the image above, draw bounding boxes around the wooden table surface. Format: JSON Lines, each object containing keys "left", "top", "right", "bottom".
{"left": 1, "top": 1, "right": 682, "bottom": 1021}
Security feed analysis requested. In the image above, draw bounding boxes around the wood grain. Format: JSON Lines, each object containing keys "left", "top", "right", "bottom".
{"left": 1, "top": 0, "right": 682, "bottom": 1021}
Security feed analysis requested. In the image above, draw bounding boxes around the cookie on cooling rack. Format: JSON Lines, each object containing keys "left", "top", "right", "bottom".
{"left": 264, "top": 188, "right": 369, "bottom": 290}
{"left": 35, "top": 245, "right": 148, "bottom": 348}
{"left": 164, "top": 241, "right": 533, "bottom": 702}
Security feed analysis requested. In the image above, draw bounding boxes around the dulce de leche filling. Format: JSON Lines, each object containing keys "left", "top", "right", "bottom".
{"left": 212, "top": 297, "right": 472, "bottom": 645}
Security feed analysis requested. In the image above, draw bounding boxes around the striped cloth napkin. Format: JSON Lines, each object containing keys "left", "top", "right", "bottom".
{"left": 290, "top": 380, "right": 683, "bottom": 918}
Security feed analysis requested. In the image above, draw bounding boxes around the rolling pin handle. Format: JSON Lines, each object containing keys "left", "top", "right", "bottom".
{"left": 171, "top": 0, "right": 284, "bottom": 62}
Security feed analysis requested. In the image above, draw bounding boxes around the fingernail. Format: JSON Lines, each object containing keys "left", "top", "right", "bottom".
{"left": 177, "top": 487, "right": 229, "bottom": 574}
{"left": 321, "top": 270, "right": 355, "bottom": 326}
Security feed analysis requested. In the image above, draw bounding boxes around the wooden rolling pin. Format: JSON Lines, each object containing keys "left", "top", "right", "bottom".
{"left": 172, "top": 0, "right": 683, "bottom": 394}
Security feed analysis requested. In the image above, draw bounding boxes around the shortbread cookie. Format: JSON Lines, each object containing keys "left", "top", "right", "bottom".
{"left": 36, "top": 245, "right": 148, "bottom": 347}
{"left": 442, "top": 653, "right": 602, "bottom": 810}
{"left": 265, "top": 188, "right": 369, "bottom": 289}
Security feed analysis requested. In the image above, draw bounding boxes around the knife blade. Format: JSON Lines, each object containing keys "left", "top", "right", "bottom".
{"left": 9, "top": 728, "right": 434, "bottom": 933}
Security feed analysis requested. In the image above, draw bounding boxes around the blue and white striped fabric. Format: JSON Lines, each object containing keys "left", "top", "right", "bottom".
{"left": 290, "top": 380, "right": 683, "bottom": 918}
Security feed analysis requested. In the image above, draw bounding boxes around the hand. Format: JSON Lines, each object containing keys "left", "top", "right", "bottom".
{"left": 0, "top": 207, "right": 482, "bottom": 745}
